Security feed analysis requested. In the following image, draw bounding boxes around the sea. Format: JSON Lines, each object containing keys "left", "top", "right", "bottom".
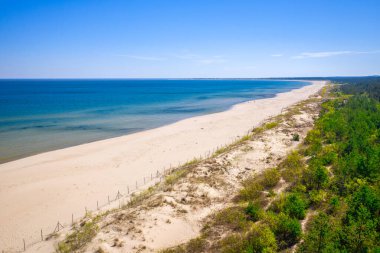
{"left": 0, "top": 79, "right": 310, "bottom": 163}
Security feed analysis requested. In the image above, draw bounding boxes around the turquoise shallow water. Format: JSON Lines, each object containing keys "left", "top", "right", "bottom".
{"left": 0, "top": 79, "right": 310, "bottom": 163}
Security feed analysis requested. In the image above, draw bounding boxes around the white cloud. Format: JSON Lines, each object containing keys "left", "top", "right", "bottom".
{"left": 271, "top": 54, "right": 283, "bottom": 57}
{"left": 293, "top": 50, "right": 380, "bottom": 59}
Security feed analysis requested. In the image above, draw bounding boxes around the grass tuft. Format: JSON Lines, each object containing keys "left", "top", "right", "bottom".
{"left": 57, "top": 215, "right": 101, "bottom": 253}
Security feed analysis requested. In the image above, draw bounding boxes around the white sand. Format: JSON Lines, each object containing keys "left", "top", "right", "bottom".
{"left": 0, "top": 81, "right": 325, "bottom": 251}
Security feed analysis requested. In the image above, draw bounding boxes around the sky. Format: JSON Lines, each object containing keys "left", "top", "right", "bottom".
{"left": 0, "top": 0, "right": 379, "bottom": 78}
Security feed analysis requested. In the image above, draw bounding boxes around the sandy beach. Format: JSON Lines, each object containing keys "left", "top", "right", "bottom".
{"left": 0, "top": 81, "right": 324, "bottom": 251}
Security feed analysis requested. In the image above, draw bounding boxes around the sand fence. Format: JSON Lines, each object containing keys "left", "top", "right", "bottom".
{"left": 1, "top": 127, "right": 259, "bottom": 253}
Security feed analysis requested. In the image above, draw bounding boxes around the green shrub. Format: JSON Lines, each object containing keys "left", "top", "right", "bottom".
{"left": 214, "top": 206, "right": 248, "bottom": 231}
{"left": 245, "top": 223, "right": 278, "bottom": 253}
{"left": 240, "top": 179, "right": 264, "bottom": 201}
{"left": 303, "top": 159, "right": 329, "bottom": 190}
{"left": 328, "top": 195, "right": 341, "bottom": 214}
{"left": 262, "top": 168, "right": 280, "bottom": 188}
{"left": 219, "top": 224, "right": 277, "bottom": 253}
{"left": 291, "top": 183, "right": 307, "bottom": 193}
{"left": 281, "top": 151, "right": 304, "bottom": 170}
{"left": 283, "top": 193, "right": 307, "bottom": 220}
{"left": 304, "top": 129, "right": 322, "bottom": 155}
{"left": 309, "top": 190, "right": 327, "bottom": 207}
{"left": 281, "top": 151, "right": 305, "bottom": 183}
{"left": 261, "top": 211, "right": 280, "bottom": 231}
{"left": 319, "top": 144, "right": 338, "bottom": 165}
{"left": 270, "top": 192, "right": 307, "bottom": 220}
{"left": 292, "top": 133, "right": 300, "bottom": 141}
{"left": 275, "top": 213, "right": 302, "bottom": 249}
{"left": 269, "top": 193, "right": 286, "bottom": 214}
{"left": 245, "top": 202, "right": 261, "bottom": 222}
{"left": 298, "top": 213, "right": 336, "bottom": 253}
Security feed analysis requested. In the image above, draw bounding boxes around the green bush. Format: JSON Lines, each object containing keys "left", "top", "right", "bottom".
{"left": 281, "top": 151, "right": 305, "bottom": 183}
{"left": 219, "top": 224, "right": 277, "bottom": 253}
{"left": 303, "top": 159, "right": 329, "bottom": 190}
{"left": 281, "top": 151, "right": 304, "bottom": 170}
{"left": 275, "top": 213, "right": 302, "bottom": 249}
{"left": 283, "top": 193, "right": 307, "bottom": 220}
{"left": 292, "top": 133, "right": 300, "bottom": 141}
{"left": 298, "top": 213, "right": 336, "bottom": 253}
{"left": 269, "top": 193, "right": 286, "bottom": 214}
{"left": 261, "top": 211, "right": 280, "bottom": 231}
{"left": 309, "top": 190, "right": 327, "bottom": 207}
{"left": 262, "top": 168, "right": 280, "bottom": 188}
{"left": 304, "top": 129, "right": 322, "bottom": 155}
{"left": 319, "top": 144, "right": 338, "bottom": 165}
{"left": 240, "top": 179, "right": 264, "bottom": 201}
{"left": 245, "top": 223, "right": 278, "bottom": 253}
{"left": 270, "top": 193, "right": 307, "bottom": 220}
{"left": 328, "top": 195, "right": 341, "bottom": 214}
{"left": 214, "top": 206, "right": 248, "bottom": 231}
{"left": 245, "top": 202, "right": 261, "bottom": 222}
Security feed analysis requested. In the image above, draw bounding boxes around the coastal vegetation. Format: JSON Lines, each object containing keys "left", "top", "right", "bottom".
{"left": 161, "top": 81, "right": 380, "bottom": 252}
{"left": 54, "top": 80, "right": 380, "bottom": 253}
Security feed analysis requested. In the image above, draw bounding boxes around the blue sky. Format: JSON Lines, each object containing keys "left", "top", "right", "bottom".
{"left": 0, "top": 0, "right": 379, "bottom": 78}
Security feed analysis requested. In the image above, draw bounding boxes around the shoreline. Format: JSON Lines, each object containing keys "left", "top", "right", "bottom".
{"left": 0, "top": 80, "right": 309, "bottom": 165}
{"left": 0, "top": 81, "right": 325, "bottom": 251}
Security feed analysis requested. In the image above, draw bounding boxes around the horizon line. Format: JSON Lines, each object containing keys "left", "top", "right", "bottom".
{"left": 0, "top": 75, "right": 379, "bottom": 80}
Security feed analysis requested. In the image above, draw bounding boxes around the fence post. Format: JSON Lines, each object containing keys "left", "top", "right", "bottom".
{"left": 23, "top": 238, "right": 26, "bottom": 251}
{"left": 127, "top": 185, "right": 129, "bottom": 194}
{"left": 136, "top": 180, "right": 138, "bottom": 189}
{"left": 97, "top": 201, "right": 99, "bottom": 210}
{"left": 108, "top": 195, "right": 110, "bottom": 205}
{"left": 41, "top": 229, "right": 43, "bottom": 241}
{"left": 54, "top": 221, "right": 64, "bottom": 233}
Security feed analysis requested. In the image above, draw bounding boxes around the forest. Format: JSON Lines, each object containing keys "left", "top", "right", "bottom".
{"left": 331, "top": 76, "right": 380, "bottom": 101}
{"left": 297, "top": 84, "right": 380, "bottom": 252}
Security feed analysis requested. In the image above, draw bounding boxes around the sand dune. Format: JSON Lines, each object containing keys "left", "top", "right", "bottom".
{"left": 0, "top": 81, "right": 325, "bottom": 251}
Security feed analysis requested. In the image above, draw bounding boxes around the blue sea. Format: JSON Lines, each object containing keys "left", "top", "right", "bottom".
{"left": 0, "top": 79, "right": 310, "bottom": 163}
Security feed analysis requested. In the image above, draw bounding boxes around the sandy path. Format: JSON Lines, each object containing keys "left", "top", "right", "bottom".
{"left": 0, "top": 81, "right": 324, "bottom": 251}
